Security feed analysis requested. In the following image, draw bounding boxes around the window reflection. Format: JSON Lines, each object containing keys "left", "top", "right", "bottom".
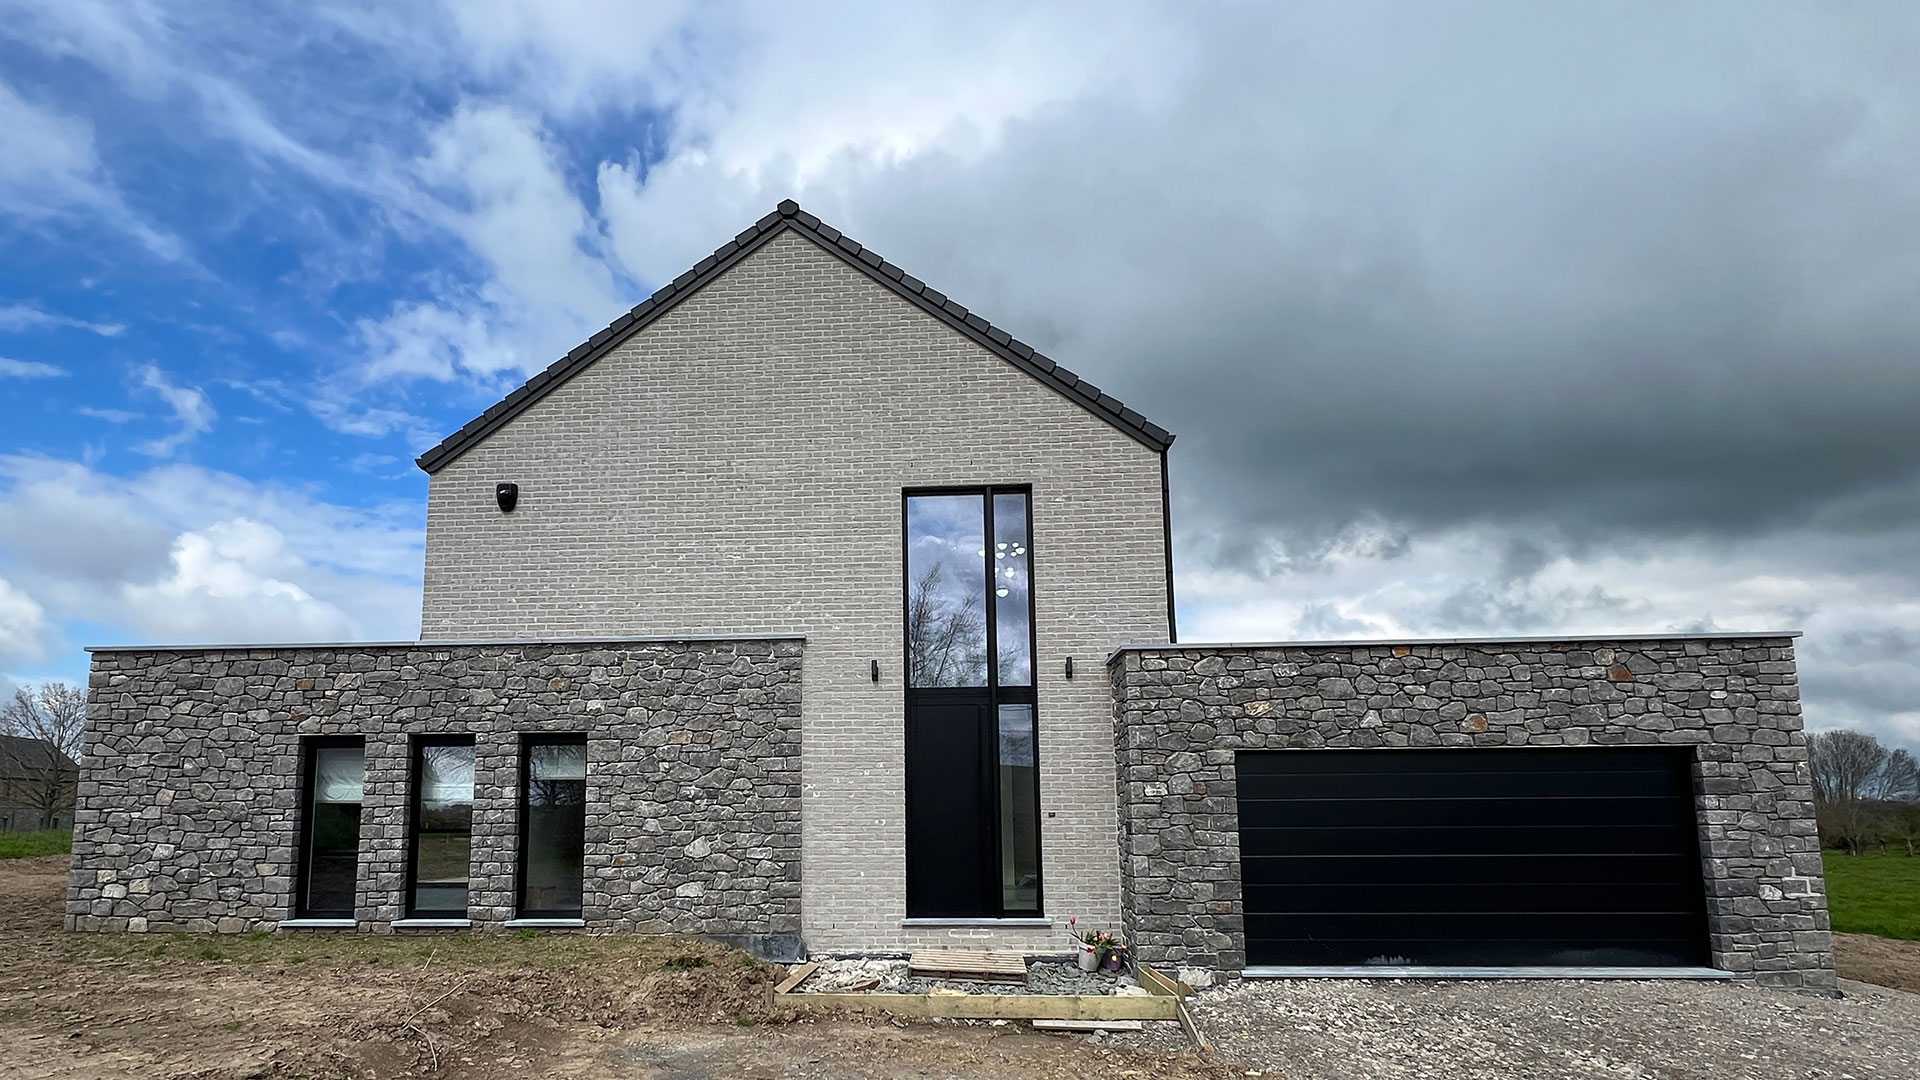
{"left": 992, "top": 493, "right": 1032, "bottom": 686}
{"left": 998, "top": 705, "right": 1040, "bottom": 912}
{"left": 302, "top": 743, "right": 363, "bottom": 917}
{"left": 906, "top": 494, "right": 989, "bottom": 687}
{"left": 411, "top": 741, "right": 474, "bottom": 916}
{"left": 522, "top": 739, "right": 586, "bottom": 917}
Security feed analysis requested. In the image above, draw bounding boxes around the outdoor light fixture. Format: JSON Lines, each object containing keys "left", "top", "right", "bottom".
{"left": 871, "top": 660, "right": 880, "bottom": 683}
{"left": 1065, "top": 656, "right": 1074, "bottom": 680}
{"left": 495, "top": 482, "right": 519, "bottom": 513}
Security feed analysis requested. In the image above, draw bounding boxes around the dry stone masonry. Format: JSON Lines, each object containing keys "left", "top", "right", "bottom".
{"left": 1108, "top": 635, "right": 1835, "bottom": 990}
{"left": 69, "top": 638, "right": 802, "bottom": 943}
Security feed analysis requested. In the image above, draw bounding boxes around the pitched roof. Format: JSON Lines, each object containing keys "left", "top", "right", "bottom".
{"left": 415, "top": 200, "right": 1174, "bottom": 473}
{"left": 0, "top": 735, "right": 75, "bottom": 777}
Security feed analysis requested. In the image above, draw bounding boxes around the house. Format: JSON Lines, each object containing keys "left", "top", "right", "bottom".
{"left": 67, "top": 202, "right": 1836, "bottom": 989}
{"left": 0, "top": 734, "right": 76, "bottom": 832}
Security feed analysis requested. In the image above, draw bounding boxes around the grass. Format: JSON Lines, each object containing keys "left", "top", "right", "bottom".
{"left": 0, "top": 829, "right": 71, "bottom": 859}
{"left": 1823, "top": 850, "right": 1920, "bottom": 941}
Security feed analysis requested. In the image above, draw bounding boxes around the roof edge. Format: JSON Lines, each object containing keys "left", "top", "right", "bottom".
{"left": 415, "top": 200, "right": 1173, "bottom": 474}
{"left": 1104, "top": 630, "right": 1803, "bottom": 664}
{"left": 86, "top": 633, "right": 808, "bottom": 654}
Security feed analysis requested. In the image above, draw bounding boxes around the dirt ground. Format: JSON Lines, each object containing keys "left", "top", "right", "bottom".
{"left": 1835, "top": 931, "right": 1920, "bottom": 993}
{"left": 7, "top": 854, "right": 1918, "bottom": 1080}
{"left": 0, "top": 856, "right": 1226, "bottom": 1080}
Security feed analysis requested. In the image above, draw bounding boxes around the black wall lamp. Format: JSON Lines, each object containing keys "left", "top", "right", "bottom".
{"left": 870, "top": 660, "right": 881, "bottom": 683}
{"left": 495, "top": 482, "right": 519, "bottom": 513}
{"left": 1065, "top": 656, "right": 1075, "bottom": 680}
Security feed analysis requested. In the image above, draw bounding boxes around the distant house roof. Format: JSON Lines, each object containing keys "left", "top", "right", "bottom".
{"left": 0, "top": 735, "right": 75, "bottom": 777}
{"left": 415, "top": 200, "right": 1175, "bottom": 474}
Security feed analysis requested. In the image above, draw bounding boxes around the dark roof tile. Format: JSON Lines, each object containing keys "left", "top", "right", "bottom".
{"left": 416, "top": 201, "right": 1172, "bottom": 471}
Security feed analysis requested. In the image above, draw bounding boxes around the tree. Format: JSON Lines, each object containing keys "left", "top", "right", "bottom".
{"left": 0, "top": 682, "right": 86, "bottom": 831}
{"left": 1808, "top": 729, "right": 1920, "bottom": 854}
{"left": 905, "top": 563, "right": 987, "bottom": 687}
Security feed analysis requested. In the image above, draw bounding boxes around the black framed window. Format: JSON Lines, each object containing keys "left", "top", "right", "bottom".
{"left": 407, "top": 737, "right": 475, "bottom": 917}
{"left": 296, "top": 738, "right": 364, "bottom": 918}
{"left": 518, "top": 736, "right": 587, "bottom": 918}
{"left": 903, "top": 487, "right": 1042, "bottom": 917}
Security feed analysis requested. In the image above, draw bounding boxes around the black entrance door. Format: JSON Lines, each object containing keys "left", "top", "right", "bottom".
{"left": 903, "top": 489, "right": 1042, "bottom": 918}
{"left": 1237, "top": 747, "right": 1711, "bottom": 967}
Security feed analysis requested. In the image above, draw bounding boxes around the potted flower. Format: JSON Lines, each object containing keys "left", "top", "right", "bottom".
{"left": 1067, "top": 918, "right": 1120, "bottom": 973}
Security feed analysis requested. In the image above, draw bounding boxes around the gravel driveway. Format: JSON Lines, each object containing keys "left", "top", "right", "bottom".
{"left": 1184, "top": 978, "right": 1920, "bottom": 1080}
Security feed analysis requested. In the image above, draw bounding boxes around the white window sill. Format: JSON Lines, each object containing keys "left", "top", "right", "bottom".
{"left": 900, "top": 918, "right": 1053, "bottom": 928}
{"left": 503, "top": 918, "right": 586, "bottom": 929}
{"left": 278, "top": 918, "right": 357, "bottom": 929}
{"left": 390, "top": 918, "right": 472, "bottom": 929}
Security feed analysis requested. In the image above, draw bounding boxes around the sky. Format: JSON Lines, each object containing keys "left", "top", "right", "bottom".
{"left": 0, "top": 2, "right": 1916, "bottom": 752}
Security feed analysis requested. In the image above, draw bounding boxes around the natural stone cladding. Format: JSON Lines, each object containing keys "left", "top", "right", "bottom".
{"left": 68, "top": 637, "right": 802, "bottom": 938}
{"left": 1108, "top": 635, "right": 1835, "bottom": 990}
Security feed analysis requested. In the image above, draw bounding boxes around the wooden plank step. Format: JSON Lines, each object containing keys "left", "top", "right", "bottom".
{"left": 1032, "top": 1018, "right": 1146, "bottom": 1033}
{"left": 909, "top": 948, "right": 1028, "bottom": 984}
{"left": 777, "top": 992, "right": 1179, "bottom": 1021}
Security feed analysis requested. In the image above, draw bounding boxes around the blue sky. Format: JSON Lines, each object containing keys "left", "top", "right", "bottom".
{"left": 1, "top": 2, "right": 1917, "bottom": 752}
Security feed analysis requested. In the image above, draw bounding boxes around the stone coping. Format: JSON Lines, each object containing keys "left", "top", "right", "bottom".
{"left": 86, "top": 633, "right": 808, "bottom": 654}
{"left": 1106, "top": 630, "right": 1800, "bottom": 664}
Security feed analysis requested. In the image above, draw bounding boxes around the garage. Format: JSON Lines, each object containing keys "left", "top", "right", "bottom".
{"left": 1237, "top": 747, "right": 1713, "bottom": 970}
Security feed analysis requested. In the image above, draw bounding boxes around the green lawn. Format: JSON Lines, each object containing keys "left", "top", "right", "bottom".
{"left": 0, "top": 829, "right": 72, "bottom": 859}
{"left": 1823, "top": 850, "right": 1920, "bottom": 941}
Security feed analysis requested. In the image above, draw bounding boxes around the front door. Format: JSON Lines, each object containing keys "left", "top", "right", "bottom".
{"left": 903, "top": 489, "right": 1042, "bottom": 918}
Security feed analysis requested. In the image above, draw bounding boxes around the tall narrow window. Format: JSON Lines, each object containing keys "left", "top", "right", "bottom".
{"left": 297, "top": 739, "right": 364, "bottom": 918}
{"left": 519, "top": 736, "right": 587, "bottom": 918}
{"left": 408, "top": 738, "right": 475, "bottom": 917}
{"left": 903, "top": 487, "right": 1042, "bottom": 918}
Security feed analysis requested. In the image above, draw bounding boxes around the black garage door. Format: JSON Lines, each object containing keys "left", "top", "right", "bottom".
{"left": 1237, "top": 748, "right": 1710, "bottom": 968}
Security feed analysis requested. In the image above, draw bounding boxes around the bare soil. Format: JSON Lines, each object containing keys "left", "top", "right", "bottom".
{"left": 0, "top": 856, "right": 1227, "bottom": 1080}
{"left": 1835, "top": 931, "right": 1920, "bottom": 993}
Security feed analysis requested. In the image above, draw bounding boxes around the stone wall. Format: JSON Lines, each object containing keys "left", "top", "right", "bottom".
{"left": 69, "top": 637, "right": 802, "bottom": 943}
{"left": 1108, "top": 635, "right": 1834, "bottom": 990}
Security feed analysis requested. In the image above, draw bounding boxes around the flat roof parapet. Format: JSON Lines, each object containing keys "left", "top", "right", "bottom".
{"left": 1106, "top": 630, "right": 1800, "bottom": 665}
{"left": 87, "top": 633, "right": 808, "bottom": 654}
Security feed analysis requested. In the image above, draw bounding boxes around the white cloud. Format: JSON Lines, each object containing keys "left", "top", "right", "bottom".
{"left": 0, "top": 302, "right": 125, "bottom": 337}
{"left": 0, "top": 77, "right": 186, "bottom": 260}
{"left": 120, "top": 520, "right": 357, "bottom": 643}
{"left": 0, "top": 358, "right": 64, "bottom": 379}
{"left": 76, "top": 406, "right": 140, "bottom": 423}
{"left": 0, "top": 576, "right": 52, "bottom": 665}
{"left": 0, "top": 455, "right": 422, "bottom": 649}
{"left": 130, "top": 364, "right": 215, "bottom": 457}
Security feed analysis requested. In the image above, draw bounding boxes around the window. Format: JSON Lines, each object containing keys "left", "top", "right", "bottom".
{"left": 408, "top": 738, "right": 475, "bottom": 917}
{"left": 903, "top": 487, "right": 1042, "bottom": 917}
{"left": 519, "top": 736, "right": 587, "bottom": 918}
{"left": 296, "top": 739, "right": 364, "bottom": 918}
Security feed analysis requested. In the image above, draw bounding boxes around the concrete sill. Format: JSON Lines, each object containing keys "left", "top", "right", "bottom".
{"left": 503, "top": 919, "right": 586, "bottom": 929}
{"left": 1244, "top": 965, "right": 1732, "bottom": 980}
{"left": 390, "top": 918, "right": 472, "bottom": 930}
{"left": 900, "top": 918, "right": 1054, "bottom": 928}
{"left": 277, "top": 918, "right": 357, "bottom": 930}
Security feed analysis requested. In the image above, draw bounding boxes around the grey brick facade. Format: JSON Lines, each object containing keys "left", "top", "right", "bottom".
{"left": 1108, "top": 635, "right": 1835, "bottom": 989}
{"left": 417, "top": 229, "right": 1171, "bottom": 951}
{"left": 68, "top": 638, "right": 802, "bottom": 938}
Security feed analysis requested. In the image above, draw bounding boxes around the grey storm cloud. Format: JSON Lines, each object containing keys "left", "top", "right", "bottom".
{"left": 831, "top": 7, "right": 1920, "bottom": 570}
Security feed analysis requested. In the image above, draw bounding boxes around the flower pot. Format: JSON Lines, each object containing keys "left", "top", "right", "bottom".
{"left": 1077, "top": 947, "right": 1099, "bottom": 972}
{"left": 1102, "top": 952, "right": 1125, "bottom": 973}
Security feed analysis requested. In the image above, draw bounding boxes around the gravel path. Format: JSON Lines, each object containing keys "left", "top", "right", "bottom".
{"left": 1177, "top": 978, "right": 1920, "bottom": 1080}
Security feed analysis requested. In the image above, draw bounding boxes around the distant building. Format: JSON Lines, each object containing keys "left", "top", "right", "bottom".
{"left": 0, "top": 734, "right": 77, "bottom": 831}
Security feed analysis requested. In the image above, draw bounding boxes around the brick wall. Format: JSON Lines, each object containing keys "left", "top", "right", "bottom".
{"left": 419, "top": 230, "right": 1169, "bottom": 950}
{"left": 1109, "top": 635, "right": 1835, "bottom": 990}
{"left": 69, "top": 639, "right": 802, "bottom": 941}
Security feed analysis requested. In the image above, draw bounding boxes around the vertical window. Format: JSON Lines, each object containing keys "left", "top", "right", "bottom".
{"left": 903, "top": 488, "right": 1042, "bottom": 917}
{"left": 297, "top": 739, "right": 364, "bottom": 918}
{"left": 408, "top": 738, "right": 474, "bottom": 917}
{"left": 519, "top": 736, "right": 587, "bottom": 918}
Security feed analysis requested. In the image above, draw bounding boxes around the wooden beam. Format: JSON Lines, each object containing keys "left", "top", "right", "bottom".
{"left": 1176, "top": 999, "right": 1214, "bottom": 1056}
{"left": 1137, "top": 965, "right": 1187, "bottom": 998}
{"left": 1032, "top": 1018, "right": 1145, "bottom": 1033}
{"left": 772, "top": 962, "right": 819, "bottom": 996}
{"left": 775, "top": 992, "right": 1178, "bottom": 1021}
